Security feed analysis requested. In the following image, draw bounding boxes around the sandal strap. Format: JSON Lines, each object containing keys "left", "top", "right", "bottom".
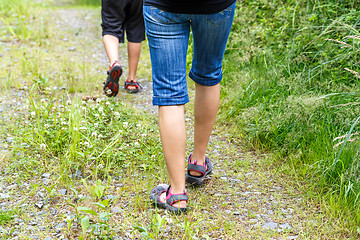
{"left": 187, "top": 155, "right": 206, "bottom": 176}
{"left": 166, "top": 186, "right": 188, "bottom": 206}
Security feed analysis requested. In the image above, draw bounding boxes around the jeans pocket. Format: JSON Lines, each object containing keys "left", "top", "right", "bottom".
{"left": 150, "top": 6, "right": 181, "bottom": 24}
{"left": 206, "top": 5, "right": 233, "bottom": 25}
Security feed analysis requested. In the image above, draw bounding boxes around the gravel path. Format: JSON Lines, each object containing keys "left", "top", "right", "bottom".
{"left": 0, "top": 5, "right": 348, "bottom": 240}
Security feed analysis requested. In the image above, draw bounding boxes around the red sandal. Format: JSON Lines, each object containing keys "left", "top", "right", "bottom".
{"left": 124, "top": 80, "right": 142, "bottom": 94}
{"left": 103, "top": 61, "right": 123, "bottom": 97}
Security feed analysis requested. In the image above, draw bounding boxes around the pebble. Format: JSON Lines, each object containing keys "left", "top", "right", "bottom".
{"left": 0, "top": 193, "right": 11, "bottom": 199}
{"left": 41, "top": 173, "right": 51, "bottom": 178}
{"left": 288, "top": 236, "right": 298, "bottom": 240}
{"left": 59, "top": 189, "right": 67, "bottom": 196}
{"left": 111, "top": 207, "right": 122, "bottom": 213}
{"left": 69, "top": 46, "right": 76, "bottom": 51}
{"left": 262, "top": 221, "right": 278, "bottom": 229}
{"left": 280, "top": 223, "right": 292, "bottom": 229}
{"left": 35, "top": 201, "right": 44, "bottom": 209}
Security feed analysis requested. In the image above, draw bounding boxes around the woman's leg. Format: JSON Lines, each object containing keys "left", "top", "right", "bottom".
{"left": 188, "top": 3, "right": 236, "bottom": 173}
{"left": 143, "top": 6, "right": 190, "bottom": 207}
{"left": 158, "top": 105, "right": 186, "bottom": 207}
{"left": 190, "top": 83, "right": 220, "bottom": 176}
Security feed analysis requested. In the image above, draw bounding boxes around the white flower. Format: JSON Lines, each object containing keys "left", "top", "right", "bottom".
{"left": 61, "top": 121, "right": 67, "bottom": 126}
{"left": 30, "top": 111, "right": 36, "bottom": 117}
{"left": 44, "top": 124, "right": 50, "bottom": 129}
{"left": 94, "top": 123, "right": 99, "bottom": 127}
{"left": 40, "top": 143, "right": 46, "bottom": 150}
{"left": 98, "top": 107, "right": 104, "bottom": 112}
{"left": 105, "top": 101, "right": 110, "bottom": 105}
{"left": 66, "top": 100, "right": 72, "bottom": 105}
{"left": 98, "top": 134, "right": 104, "bottom": 139}
{"left": 40, "top": 98, "right": 46, "bottom": 103}
{"left": 79, "top": 127, "right": 87, "bottom": 131}
{"left": 81, "top": 101, "right": 86, "bottom": 105}
{"left": 114, "top": 112, "right": 120, "bottom": 117}
{"left": 83, "top": 142, "right": 90, "bottom": 148}
{"left": 136, "top": 124, "right": 141, "bottom": 128}
{"left": 91, "top": 132, "right": 98, "bottom": 138}
{"left": 94, "top": 114, "right": 99, "bottom": 118}
{"left": 96, "top": 98, "right": 102, "bottom": 103}
{"left": 123, "top": 122, "right": 128, "bottom": 128}
{"left": 134, "top": 142, "right": 140, "bottom": 147}
{"left": 73, "top": 127, "right": 78, "bottom": 131}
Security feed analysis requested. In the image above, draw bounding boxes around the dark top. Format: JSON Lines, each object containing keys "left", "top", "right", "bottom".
{"left": 143, "top": 0, "right": 236, "bottom": 14}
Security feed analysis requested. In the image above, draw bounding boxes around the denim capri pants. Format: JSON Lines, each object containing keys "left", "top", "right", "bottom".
{"left": 143, "top": 3, "right": 236, "bottom": 106}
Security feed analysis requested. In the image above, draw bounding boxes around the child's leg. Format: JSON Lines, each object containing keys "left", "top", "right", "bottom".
{"left": 102, "top": 34, "right": 119, "bottom": 66}
{"left": 126, "top": 42, "right": 141, "bottom": 91}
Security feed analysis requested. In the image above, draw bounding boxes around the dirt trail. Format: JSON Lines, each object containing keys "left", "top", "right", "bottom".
{"left": 0, "top": 6, "right": 344, "bottom": 240}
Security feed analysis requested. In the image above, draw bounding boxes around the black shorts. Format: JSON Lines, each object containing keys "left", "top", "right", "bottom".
{"left": 101, "top": 0, "right": 145, "bottom": 43}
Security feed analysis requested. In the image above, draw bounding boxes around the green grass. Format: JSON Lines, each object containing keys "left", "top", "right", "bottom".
{"left": 219, "top": 0, "right": 360, "bottom": 234}
{"left": 1, "top": 0, "right": 360, "bottom": 238}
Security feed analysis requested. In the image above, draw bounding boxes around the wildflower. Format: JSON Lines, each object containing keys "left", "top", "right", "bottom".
{"left": 105, "top": 101, "right": 110, "bottom": 105}
{"left": 96, "top": 98, "right": 102, "bottom": 103}
{"left": 40, "top": 98, "right": 46, "bottom": 103}
{"left": 79, "top": 127, "right": 87, "bottom": 131}
{"left": 94, "top": 114, "right": 100, "bottom": 118}
{"left": 40, "top": 143, "right": 46, "bottom": 150}
{"left": 30, "top": 111, "right": 36, "bottom": 117}
{"left": 123, "top": 122, "right": 128, "bottom": 128}
{"left": 136, "top": 124, "right": 141, "bottom": 128}
{"left": 98, "top": 134, "right": 104, "bottom": 139}
{"left": 134, "top": 142, "right": 140, "bottom": 147}
{"left": 91, "top": 132, "right": 98, "bottom": 138}
{"left": 98, "top": 107, "right": 104, "bottom": 112}
{"left": 94, "top": 123, "right": 99, "bottom": 127}
{"left": 83, "top": 142, "right": 90, "bottom": 148}
{"left": 73, "top": 127, "right": 78, "bottom": 131}
{"left": 66, "top": 100, "right": 72, "bottom": 105}
{"left": 114, "top": 112, "right": 120, "bottom": 118}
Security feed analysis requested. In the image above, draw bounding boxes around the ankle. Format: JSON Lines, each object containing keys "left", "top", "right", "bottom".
{"left": 190, "top": 153, "right": 205, "bottom": 165}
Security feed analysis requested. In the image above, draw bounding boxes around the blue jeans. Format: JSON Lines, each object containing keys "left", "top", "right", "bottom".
{"left": 143, "top": 3, "right": 236, "bottom": 106}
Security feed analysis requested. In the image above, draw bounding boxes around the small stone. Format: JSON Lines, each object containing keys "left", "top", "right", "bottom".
{"left": 288, "top": 236, "right": 298, "bottom": 240}
{"left": 35, "top": 201, "right": 44, "bottom": 209}
{"left": 75, "top": 170, "right": 82, "bottom": 178}
{"left": 0, "top": 202, "right": 8, "bottom": 208}
{"left": 36, "top": 210, "right": 46, "bottom": 216}
{"left": 41, "top": 173, "right": 51, "bottom": 178}
{"left": 0, "top": 193, "right": 10, "bottom": 199}
{"left": 233, "top": 212, "right": 240, "bottom": 215}
{"left": 279, "top": 223, "right": 292, "bottom": 229}
{"left": 111, "top": 207, "right": 122, "bottom": 213}
{"left": 37, "top": 192, "right": 45, "bottom": 198}
{"left": 69, "top": 46, "right": 76, "bottom": 51}
{"left": 5, "top": 137, "right": 14, "bottom": 143}
{"left": 62, "top": 38, "right": 68, "bottom": 41}
{"left": 59, "top": 189, "right": 67, "bottom": 196}
{"left": 262, "top": 221, "right": 278, "bottom": 229}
